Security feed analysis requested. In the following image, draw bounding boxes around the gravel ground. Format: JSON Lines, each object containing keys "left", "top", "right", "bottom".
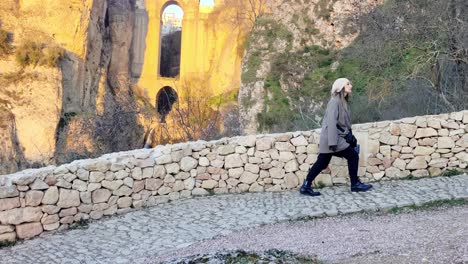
{"left": 150, "top": 205, "right": 468, "bottom": 264}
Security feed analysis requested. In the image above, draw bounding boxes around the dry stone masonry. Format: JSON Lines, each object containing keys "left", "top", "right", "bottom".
{"left": 1, "top": 110, "right": 467, "bottom": 242}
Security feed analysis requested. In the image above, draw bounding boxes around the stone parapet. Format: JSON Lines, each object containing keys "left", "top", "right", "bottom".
{"left": 1, "top": 110, "right": 467, "bottom": 241}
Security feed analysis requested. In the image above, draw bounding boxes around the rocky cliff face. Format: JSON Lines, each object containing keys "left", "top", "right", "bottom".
{"left": 239, "top": 0, "right": 383, "bottom": 134}
{"left": 0, "top": 0, "right": 151, "bottom": 175}
{"left": 239, "top": 0, "right": 468, "bottom": 135}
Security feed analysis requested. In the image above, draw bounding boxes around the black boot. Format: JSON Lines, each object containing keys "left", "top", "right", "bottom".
{"left": 351, "top": 181, "right": 373, "bottom": 192}
{"left": 299, "top": 180, "right": 321, "bottom": 196}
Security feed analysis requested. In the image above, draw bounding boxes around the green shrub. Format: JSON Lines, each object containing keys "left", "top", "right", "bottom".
{"left": 208, "top": 89, "right": 239, "bottom": 107}
{"left": 15, "top": 40, "right": 64, "bottom": 68}
{"left": 257, "top": 73, "right": 296, "bottom": 131}
{"left": 41, "top": 46, "right": 65, "bottom": 67}
{"left": 242, "top": 51, "right": 262, "bottom": 84}
{"left": 15, "top": 41, "right": 42, "bottom": 67}
{"left": 0, "top": 28, "right": 12, "bottom": 56}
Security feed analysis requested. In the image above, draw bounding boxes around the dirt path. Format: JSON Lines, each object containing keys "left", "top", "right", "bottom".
{"left": 152, "top": 205, "right": 468, "bottom": 264}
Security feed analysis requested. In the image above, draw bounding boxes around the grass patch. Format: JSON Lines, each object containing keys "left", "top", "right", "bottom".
{"left": 441, "top": 169, "right": 465, "bottom": 177}
{"left": 69, "top": 219, "right": 90, "bottom": 230}
{"left": 313, "top": 181, "right": 326, "bottom": 189}
{"left": 398, "top": 170, "right": 466, "bottom": 182}
{"left": 0, "top": 240, "right": 16, "bottom": 248}
{"left": 166, "top": 249, "right": 322, "bottom": 264}
{"left": 387, "top": 198, "right": 468, "bottom": 214}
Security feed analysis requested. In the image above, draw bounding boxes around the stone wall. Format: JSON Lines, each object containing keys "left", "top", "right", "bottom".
{"left": 1, "top": 111, "right": 468, "bottom": 242}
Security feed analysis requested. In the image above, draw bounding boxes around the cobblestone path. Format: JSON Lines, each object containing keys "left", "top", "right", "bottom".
{"left": 1, "top": 175, "right": 467, "bottom": 264}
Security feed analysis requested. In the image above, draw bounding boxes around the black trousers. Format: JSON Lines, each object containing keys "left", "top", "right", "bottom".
{"left": 305, "top": 146, "right": 359, "bottom": 185}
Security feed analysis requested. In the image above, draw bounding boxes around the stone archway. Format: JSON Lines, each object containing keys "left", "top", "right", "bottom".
{"left": 156, "top": 86, "right": 178, "bottom": 123}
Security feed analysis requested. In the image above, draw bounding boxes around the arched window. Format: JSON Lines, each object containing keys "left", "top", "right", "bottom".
{"left": 160, "top": 4, "right": 183, "bottom": 78}
{"left": 156, "top": 86, "right": 178, "bottom": 123}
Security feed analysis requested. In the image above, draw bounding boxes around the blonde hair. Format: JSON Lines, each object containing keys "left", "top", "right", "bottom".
{"left": 331, "top": 79, "right": 350, "bottom": 112}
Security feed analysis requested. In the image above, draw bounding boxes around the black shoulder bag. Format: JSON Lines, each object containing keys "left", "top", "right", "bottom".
{"left": 336, "top": 125, "right": 357, "bottom": 148}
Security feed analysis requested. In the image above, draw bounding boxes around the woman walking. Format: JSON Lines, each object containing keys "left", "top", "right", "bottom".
{"left": 300, "top": 78, "right": 372, "bottom": 196}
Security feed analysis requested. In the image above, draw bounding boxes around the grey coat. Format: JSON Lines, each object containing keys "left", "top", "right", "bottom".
{"left": 318, "top": 96, "right": 352, "bottom": 154}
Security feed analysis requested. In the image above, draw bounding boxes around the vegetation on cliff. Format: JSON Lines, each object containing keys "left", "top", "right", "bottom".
{"left": 242, "top": 0, "right": 468, "bottom": 133}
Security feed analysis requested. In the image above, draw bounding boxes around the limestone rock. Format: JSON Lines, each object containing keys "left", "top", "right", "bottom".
{"left": 225, "top": 154, "right": 243, "bottom": 169}
{"left": 256, "top": 137, "right": 275, "bottom": 151}
{"left": 284, "top": 173, "right": 299, "bottom": 188}
{"left": 455, "top": 152, "right": 468, "bottom": 163}
{"left": 82, "top": 160, "right": 110, "bottom": 172}
{"left": 0, "top": 197, "right": 20, "bottom": 211}
{"left": 201, "top": 180, "right": 218, "bottom": 189}
{"left": 415, "top": 128, "right": 438, "bottom": 139}
{"left": 145, "top": 179, "right": 163, "bottom": 191}
{"left": 240, "top": 172, "right": 259, "bottom": 184}
{"left": 117, "top": 197, "right": 132, "bottom": 208}
{"left": 237, "top": 135, "right": 257, "bottom": 147}
{"left": 0, "top": 207, "right": 43, "bottom": 225}
{"left": 113, "top": 186, "right": 133, "bottom": 196}
{"left": 384, "top": 167, "right": 402, "bottom": 178}
{"left": 414, "top": 146, "right": 435, "bottom": 156}
{"left": 217, "top": 145, "right": 235, "bottom": 155}
{"left": 248, "top": 183, "right": 264, "bottom": 192}
{"left": 180, "top": 157, "right": 198, "bottom": 172}
{"left": 275, "top": 142, "right": 295, "bottom": 151}
{"left": 400, "top": 124, "right": 417, "bottom": 138}
{"left": 57, "top": 189, "right": 80, "bottom": 208}
{"left": 406, "top": 156, "right": 428, "bottom": 170}
{"left": 43, "top": 222, "right": 60, "bottom": 231}
{"left": 92, "top": 189, "right": 112, "bottom": 203}
{"left": 379, "top": 132, "right": 398, "bottom": 145}
{"left": 30, "top": 179, "right": 49, "bottom": 190}
{"left": 284, "top": 160, "right": 299, "bottom": 172}
{"left": 428, "top": 158, "right": 449, "bottom": 168}
{"left": 279, "top": 152, "right": 295, "bottom": 162}
{"left": 291, "top": 136, "right": 308, "bottom": 146}
{"left": 16, "top": 222, "right": 43, "bottom": 239}
{"left": 269, "top": 168, "right": 285, "bottom": 179}
{"left": 0, "top": 232, "right": 16, "bottom": 242}
{"left": 0, "top": 225, "right": 15, "bottom": 234}
{"left": 437, "top": 137, "right": 455, "bottom": 149}
{"left": 456, "top": 134, "right": 468, "bottom": 148}
{"left": 192, "top": 188, "right": 210, "bottom": 196}
{"left": 12, "top": 174, "right": 37, "bottom": 186}
{"left": 184, "top": 178, "right": 195, "bottom": 190}
{"left": 245, "top": 164, "right": 260, "bottom": 174}
{"left": 25, "top": 191, "right": 44, "bottom": 207}
{"left": 155, "top": 154, "right": 172, "bottom": 165}
{"left": 41, "top": 214, "right": 59, "bottom": 225}
{"left": 412, "top": 169, "right": 429, "bottom": 177}
{"left": 102, "top": 180, "right": 124, "bottom": 191}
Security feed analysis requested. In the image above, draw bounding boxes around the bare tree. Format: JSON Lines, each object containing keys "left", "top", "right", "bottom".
{"left": 170, "top": 82, "right": 222, "bottom": 142}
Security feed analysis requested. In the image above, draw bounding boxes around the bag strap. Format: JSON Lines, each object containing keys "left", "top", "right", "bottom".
{"left": 336, "top": 124, "right": 345, "bottom": 132}
{"left": 336, "top": 124, "right": 352, "bottom": 134}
